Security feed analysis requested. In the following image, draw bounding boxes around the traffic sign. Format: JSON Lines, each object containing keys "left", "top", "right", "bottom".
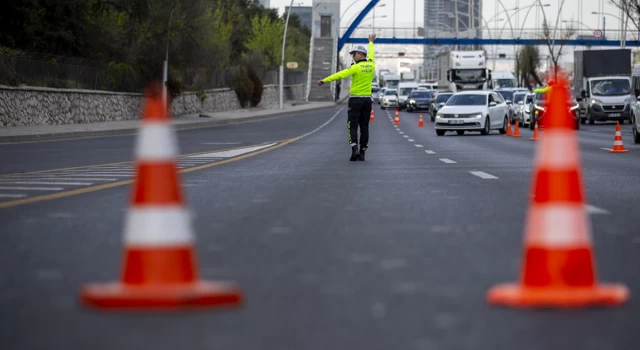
{"left": 286, "top": 62, "right": 298, "bottom": 69}
{"left": 593, "top": 30, "right": 603, "bottom": 38}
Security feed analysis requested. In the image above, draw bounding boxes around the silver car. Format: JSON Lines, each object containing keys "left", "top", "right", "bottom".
{"left": 378, "top": 88, "right": 387, "bottom": 104}
{"left": 629, "top": 95, "right": 640, "bottom": 143}
{"left": 381, "top": 89, "right": 398, "bottom": 109}
{"left": 435, "top": 91, "right": 510, "bottom": 136}
{"left": 511, "top": 92, "right": 528, "bottom": 126}
{"left": 372, "top": 86, "right": 380, "bottom": 102}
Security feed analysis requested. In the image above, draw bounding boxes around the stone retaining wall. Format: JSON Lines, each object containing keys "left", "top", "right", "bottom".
{"left": 0, "top": 84, "right": 305, "bottom": 127}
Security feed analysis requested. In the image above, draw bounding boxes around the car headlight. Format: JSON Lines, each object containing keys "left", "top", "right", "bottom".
{"left": 473, "top": 113, "right": 482, "bottom": 118}
{"left": 409, "top": 100, "right": 416, "bottom": 104}
{"left": 436, "top": 114, "right": 442, "bottom": 119}
{"left": 590, "top": 99, "right": 603, "bottom": 105}
{"left": 570, "top": 103, "right": 579, "bottom": 111}
{"left": 534, "top": 104, "right": 545, "bottom": 111}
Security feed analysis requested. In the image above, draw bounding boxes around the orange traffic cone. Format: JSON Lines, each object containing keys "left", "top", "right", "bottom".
{"left": 512, "top": 120, "right": 521, "bottom": 138}
{"left": 487, "top": 76, "right": 629, "bottom": 308}
{"left": 530, "top": 121, "right": 540, "bottom": 141}
{"left": 506, "top": 118, "right": 512, "bottom": 136}
{"left": 418, "top": 113, "right": 424, "bottom": 127}
{"left": 370, "top": 109, "right": 375, "bottom": 122}
{"left": 81, "top": 82, "right": 243, "bottom": 310}
{"left": 394, "top": 108, "right": 400, "bottom": 125}
{"left": 609, "top": 122, "right": 628, "bottom": 153}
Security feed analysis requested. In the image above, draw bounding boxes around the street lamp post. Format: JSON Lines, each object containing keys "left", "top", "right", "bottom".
{"left": 280, "top": 0, "right": 295, "bottom": 110}
{"left": 163, "top": 4, "right": 176, "bottom": 109}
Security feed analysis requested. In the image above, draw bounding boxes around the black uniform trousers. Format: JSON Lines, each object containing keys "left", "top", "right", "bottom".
{"left": 347, "top": 96, "right": 372, "bottom": 148}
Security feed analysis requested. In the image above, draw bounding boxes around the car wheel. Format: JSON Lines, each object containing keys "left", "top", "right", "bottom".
{"left": 620, "top": 119, "right": 625, "bottom": 125}
{"left": 588, "top": 112, "right": 595, "bottom": 125}
{"left": 634, "top": 124, "right": 640, "bottom": 144}
{"left": 499, "top": 116, "right": 508, "bottom": 134}
{"left": 436, "top": 130, "right": 446, "bottom": 136}
{"left": 481, "top": 117, "right": 490, "bottom": 135}
{"left": 456, "top": 130, "right": 465, "bottom": 136}
{"left": 430, "top": 113, "right": 435, "bottom": 122}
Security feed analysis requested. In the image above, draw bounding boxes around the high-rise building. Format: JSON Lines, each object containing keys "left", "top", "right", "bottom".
{"left": 258, "top": 0, "right": 270, "bottom": 8}
{"left": 285, "top": 6, "right": 313, "bottom": 30}
{"left": 423, "top": 0, "right": 482, "bottom": 80}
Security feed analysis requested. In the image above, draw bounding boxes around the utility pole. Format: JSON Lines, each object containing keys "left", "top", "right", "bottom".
{"left": 280, "top": 0, "right": 295, "bottom": 109}
{"left": 393, "top": 0, "right": 396, "bottom": 37}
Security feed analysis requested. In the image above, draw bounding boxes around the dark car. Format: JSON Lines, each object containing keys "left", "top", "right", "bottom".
{"left": 530, "top": 87, "right": 581, "bottom": 130}
{"left": 406, "top": 90, "right": 435, "bottom": 112}
{"left": 430, "top": 92, "right": 454, "bottom": 121}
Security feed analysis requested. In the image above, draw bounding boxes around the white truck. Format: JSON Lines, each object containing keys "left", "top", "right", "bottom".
{"left": 574, "top": 49, "right": 633, "bottom": 125}
{"left": 401, "top": 71, "right": 416, "bottom": 82}
{"left": 436, "top": 50, "right": 491, "bottom": 92}
{"left": 380, "top": 73, "right": 400, "bottom": 89}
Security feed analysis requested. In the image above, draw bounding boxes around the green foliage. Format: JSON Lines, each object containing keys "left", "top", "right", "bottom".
{"left": 0, "top": 0, "right": 311, "bottom": 92}
{"left": 231, "top": 67, "right": 254, "bottom": 108}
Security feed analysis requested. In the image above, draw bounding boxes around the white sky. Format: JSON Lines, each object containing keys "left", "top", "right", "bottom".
{"left": 272, "top": 0, "right": 627, "bottom": 35}
{"left": 271, "top": 0, "right": 633, "bottom": 71}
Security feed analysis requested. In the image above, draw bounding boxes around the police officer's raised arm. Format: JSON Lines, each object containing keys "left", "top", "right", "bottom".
{"left": 368, "top": 34, "right": 376, "bottom": 62}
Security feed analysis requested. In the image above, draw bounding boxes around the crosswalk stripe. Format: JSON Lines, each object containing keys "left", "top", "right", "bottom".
{"left": 0, "top": 187, "right": 64, "bottom": 191}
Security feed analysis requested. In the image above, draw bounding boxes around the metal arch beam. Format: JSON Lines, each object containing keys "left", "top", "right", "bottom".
{"left": 346, "top": 37, "right": 640, "bottom": 46}
{"left": 338, "top": 0, "right": 380, "bottom": 52}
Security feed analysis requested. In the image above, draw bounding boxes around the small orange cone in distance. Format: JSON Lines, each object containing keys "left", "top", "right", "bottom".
{"left": 418, "top": 113, "right": 424, "bottom": 127}
{"left": 506, "top": 118, "right": 512, "bottom": 136}
{"left": 370, "top": 109, "right": 375, "bottom": 122}
{"left": 394, "top": 108, "right": 400, "bottom": 125}
{"left": 609, "top": 122, "right": 628, "bottom": 153}
{"left": 486, "top": 74, "right": 629, "bottom": 308}
{"left": 81, "top": 81, "right": 243, "bottom": 310}
{"left": 512, "top": 120, "right": 522, "bottom": 138}
{"left": 530, "top": 121, "right": 540, "bottom": 141}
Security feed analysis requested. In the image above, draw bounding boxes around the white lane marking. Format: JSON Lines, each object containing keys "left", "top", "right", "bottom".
{"left": 200, "top": 142, "right": 241, "bottom": 145}
{"left": 408, "top": 139, "right": 415, "bottom": 142}
{"left": 425, "top": 150, "right": 436, "bottom": 154}
{"left": 586, "top": 205, "right": 610, "bottom": 215}
{"left": 600, "top": 148, "right": 612, "bottom": 151}
{"left": 188, "top": 143, "right": 277, "bottom": 158}
{"left": 0, "top": 177, "right": 116, "bottom": 182}
{"left": 470, "top": 171, "right": 498, "bottom": 179}
{"left": 415, "top": 144, "right": 424, "bottom": 147}
{"left": 0, "top": 181, "right": 92, "bottom": 185}
{"left": 399, "top": 132, "right": 404, "bottom": 134}
{"left": 0, "top": 187, "right": 63, "bottom": 191}
{"left": 0, "top": 194, "right": 27, "bottom": 198}
{"left": 403, "top": 135, "right": 409, "bottom": 138}
{"left": 299, "top": 108, "right": 345, "bottom": 139}
{"left": 439, "top": 158, "right": 457, "bottom": 164}
{"left": 59, "top": 173, "right": 133, "bottom": 177}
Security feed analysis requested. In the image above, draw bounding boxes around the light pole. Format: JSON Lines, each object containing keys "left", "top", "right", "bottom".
{"left": 163, "top": 3, "right": 176, "bottom": 109}
{"left": 592, "top": 11, "right": 629, "bottom": 47}
{"left": 280, "top": 0, "right": 295, "bottom": 110}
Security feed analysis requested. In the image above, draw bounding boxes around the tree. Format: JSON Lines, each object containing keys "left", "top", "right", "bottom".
{"left": 245, "top": 15, "right": 284, "bottom": 67}
{"left": 612, "top": 0, "right": 640, "bottom": 33}
{"left": 517, "top": 45, "right": 543, "bottom": 87}
{"left": 542, "top": 17, "right": 575, "bottom": 79}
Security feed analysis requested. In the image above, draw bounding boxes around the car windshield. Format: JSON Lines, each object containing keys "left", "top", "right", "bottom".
{"left": 494, "top": 79, "right": 516, "bottom": 88}
{"left": 436, "top": 94, "right": 453, "bottom": 103}
{"left": 591, "top": 79, "right": 630, "bottom": 96}
{"left": 536, "top": 88, "right": 575, "bottom": 102}
{"left": 446, "top": 94, "right": 486, "bottom": 106}
{"left": 411, "top": 91, "right": 432, "bottom": 98}
{"left": 452, "top": 69, "right": 486, "bottom": 84}
{"left": 526, "top": 95, "right": 534, "bottom": 103}
{"left": 497, "top": 90, "right": 514, "bottom": 101}
{"left": 372, "top": 87, "right": 379, "bottom": 92}
{"left": 513, "top": 93, "right": 525, "bottom": 104}
{"left": 400, "top": 88, "right": 415, "bottom": 96}
{"left": 385, "top": 90, "right": 397, "bottom": 96}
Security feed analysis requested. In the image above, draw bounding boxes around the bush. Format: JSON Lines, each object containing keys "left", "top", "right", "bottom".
{"left": 246, "top": 65, "right": 263, "bottom": 107}
{"left": 231, "top": 67, "right": 254, "bottom": 108}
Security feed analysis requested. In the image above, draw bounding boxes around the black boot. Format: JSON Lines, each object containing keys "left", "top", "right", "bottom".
{"left": 359, "top": 147, "right": 366, "bottom": 161}
{"left": 350, "top": 145, "right": 360, "bottom": 161}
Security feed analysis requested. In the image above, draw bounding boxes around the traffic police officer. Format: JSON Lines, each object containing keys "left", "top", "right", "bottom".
{"left": 318, "top": 34, "right": 376, "bottom": 161}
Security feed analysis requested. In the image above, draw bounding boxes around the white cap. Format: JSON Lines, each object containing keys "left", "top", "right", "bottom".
{"left": 349, "top": 45, "right": 367, "bottom": 56}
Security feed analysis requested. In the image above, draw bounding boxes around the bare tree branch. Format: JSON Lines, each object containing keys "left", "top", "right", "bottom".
{"left": 612, "top": 0, "right": 640, "bottom": 31}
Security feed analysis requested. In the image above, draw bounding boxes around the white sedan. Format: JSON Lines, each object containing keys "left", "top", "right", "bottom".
{"left": 434, "top": 91, "right": 510, "bottom": 136}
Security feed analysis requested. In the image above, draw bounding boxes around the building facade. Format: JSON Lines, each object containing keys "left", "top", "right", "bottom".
{"left": 285, "top": 6, "right": 313, "bottom": 30}
{"left": 423, "top": 0, "right": 482, "bottom": 80}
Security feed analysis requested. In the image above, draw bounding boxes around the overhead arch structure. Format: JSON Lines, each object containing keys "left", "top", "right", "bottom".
{"left": 337, "top": 0, "right": 380, "bottom": 52}
{"left": 345, "top": 37, "right": 640, "bottom": 47}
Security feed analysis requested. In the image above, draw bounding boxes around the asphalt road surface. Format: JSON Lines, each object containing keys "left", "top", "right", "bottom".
{"left": 1, "top": 104, "right": 639, "bottom": 350}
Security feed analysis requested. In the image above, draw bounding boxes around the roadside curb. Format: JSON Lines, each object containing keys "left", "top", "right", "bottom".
{"left": 0, "top": 103, "right": 338, "bottom": 143}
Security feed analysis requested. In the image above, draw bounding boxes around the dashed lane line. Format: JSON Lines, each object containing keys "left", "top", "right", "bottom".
{"left": 0, "top": 194, "right": 26, "bottom": 198}
{"left": 408, "top": 139, "right": 415, "bottom": 142}
{"left": 415, "top": 144, "right": 424, "bottom": 148}
{"left": 439, "top": 158, "right": 457, "bottom": 164}
{"left": 0, "top": 187, "right": 64, "bottom": 191}
{"left": 586, "top": 205, "right": 610, "bottom": 215}
{"left": 469, "top": 171, "right": 498, "bottom": 179}
{"left": 425, "top": 150, "right": 436, "bottom": 154}
{"left": 403, "top": 135, "right": 409, "bottom": 138}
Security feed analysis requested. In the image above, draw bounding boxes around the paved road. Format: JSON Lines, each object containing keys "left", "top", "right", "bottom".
{"left": 1, "top": 103, "right": 639, "bottom": 350}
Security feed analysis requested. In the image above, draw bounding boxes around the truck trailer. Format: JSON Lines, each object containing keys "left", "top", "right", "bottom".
{"left": 574, "top": 49, "right": 633, "bottom": 124}
{"left": 436, "top": 50, "right": 491, "bottom": 92}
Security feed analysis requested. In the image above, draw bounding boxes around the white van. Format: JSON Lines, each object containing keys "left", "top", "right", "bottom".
{"left": 397, "top": 82, "right": 419, "bottom": 110}
{"left": 489, "top": 71, "right": 517, "bottom": 89}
